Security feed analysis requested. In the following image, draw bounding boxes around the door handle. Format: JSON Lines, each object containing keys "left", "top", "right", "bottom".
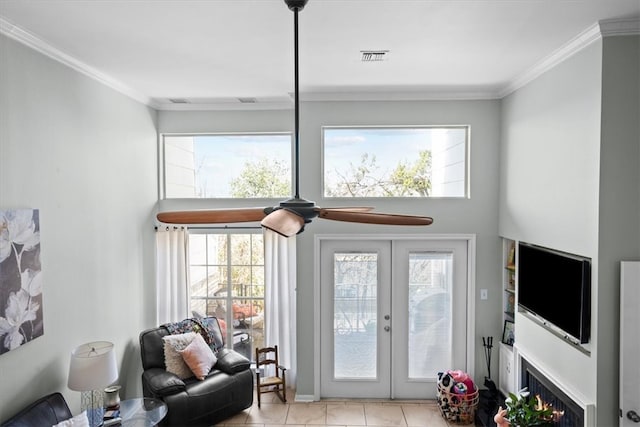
{"left": 384, "top": 326, "right": 390, "bottom": 332}
{"left": 627, "top": 410, "right": 640, "bottom": 422}
{"left": 384, "top": 314, "right": 390, "bottom": 320}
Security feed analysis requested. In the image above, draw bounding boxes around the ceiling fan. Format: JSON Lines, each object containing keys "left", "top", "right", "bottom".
{"left": 156, "top": 0, "right": 434, "bottom": 237}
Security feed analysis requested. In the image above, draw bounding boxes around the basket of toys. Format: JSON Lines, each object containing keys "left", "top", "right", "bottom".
{"left": 436, "top": 370, "right": 479, "bottom": 425}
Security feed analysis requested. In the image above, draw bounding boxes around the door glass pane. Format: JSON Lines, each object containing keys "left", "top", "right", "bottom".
{"left": 408, "top": 251, "right": 452, "bottom": 378}
{"left": 333, "top": 252, "right": 378, "bottom": 379}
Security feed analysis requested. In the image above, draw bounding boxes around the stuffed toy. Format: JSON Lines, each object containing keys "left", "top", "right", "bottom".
{"left": 494, "top": 406, "right": 509, "bottom": 427}
{"left": 449, "top": 369, "right": 476, "bottom": 394}
{"left": 453, "top": 382, "right": 468, "bottom": 395}
{"left": 437, "top": 371, "right": 455, "bottom": 393}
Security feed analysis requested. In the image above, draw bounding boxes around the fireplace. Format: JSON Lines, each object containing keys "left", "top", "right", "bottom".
{"left": 521, "top": 359, "right": 585, "bottom": 427}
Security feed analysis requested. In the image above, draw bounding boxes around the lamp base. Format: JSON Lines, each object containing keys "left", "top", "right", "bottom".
{"left": 81, "top": 390, "right": 105, "bottom": 427}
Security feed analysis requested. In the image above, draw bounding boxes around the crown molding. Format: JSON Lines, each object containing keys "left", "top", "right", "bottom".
{"left": 2, "top": 15, "right": 637, "bottom": 109}
{"left": 499, "top": 17, "right": 639, "bottom": 98}
{"left": 299, "top": 89, "right": 500, "bottom": 102}
{"left": 0, "top": 16, "right": 157, "bottom": 108}
{"left": 599, "top": 17, "right": 640, "bottom": 36}
{"left": 155, "top": 101, "right": 293, "bottom": 111}
{"left": 152, "top": 89, "right": 501, "bottom": 110}
{"left": 498, "top": 22, "right": 602, "bottom": 98}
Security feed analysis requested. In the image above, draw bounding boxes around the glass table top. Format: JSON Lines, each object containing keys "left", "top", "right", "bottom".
{"left": 117, "top": 398, "right": 167, "bottom": 427}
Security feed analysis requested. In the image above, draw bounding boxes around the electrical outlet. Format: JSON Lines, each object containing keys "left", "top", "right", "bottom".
{"left": 480, "top": 289, "right": 488, "bottom": 300}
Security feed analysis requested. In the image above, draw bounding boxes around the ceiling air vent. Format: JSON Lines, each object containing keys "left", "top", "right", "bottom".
{"left": 168, "top": 98, "right": 190, "bottom": 104}
{"left": 361, "top": 50, "right": 389, "bottom": 62}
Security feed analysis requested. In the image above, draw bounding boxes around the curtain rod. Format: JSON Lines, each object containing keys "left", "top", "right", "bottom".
{"left": 154, "top": 225, "right": 261, "bottom": 231}
{"left": 154, "top": 226, "right": 185, "bottom": 231}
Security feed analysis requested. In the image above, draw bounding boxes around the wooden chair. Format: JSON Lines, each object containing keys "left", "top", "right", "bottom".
{"left": 255, "top": 345, "right": 287, "bottom": 408}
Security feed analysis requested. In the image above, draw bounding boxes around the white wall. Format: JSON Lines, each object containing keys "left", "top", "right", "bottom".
{"left": 499, "top": 40, "right": 603, "bottom": 405}
{"left": 0, "top": 34, "right": 158, "bottom": 420}
{"left": 158, "top": 98, "right": 503, "bottom": 397}
{"left": 499, "top": 35, "right": 640, "bottom": 426}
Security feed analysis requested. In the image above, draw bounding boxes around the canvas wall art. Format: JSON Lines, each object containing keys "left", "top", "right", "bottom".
{"left": 0, "top": 209, "right": 43, "bottom": 354}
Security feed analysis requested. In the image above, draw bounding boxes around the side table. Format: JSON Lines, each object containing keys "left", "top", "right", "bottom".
{"left": 115, "top": 397, "right": 167, "bottom": 427}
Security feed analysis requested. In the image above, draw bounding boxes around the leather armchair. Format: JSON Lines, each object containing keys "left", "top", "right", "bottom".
{"left": 139, "top": 317, "right": 254, "bottom": 426}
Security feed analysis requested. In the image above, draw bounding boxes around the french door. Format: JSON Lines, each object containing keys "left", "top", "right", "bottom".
{"left": 319, "top": 238, "right": 469, "bottom": 399}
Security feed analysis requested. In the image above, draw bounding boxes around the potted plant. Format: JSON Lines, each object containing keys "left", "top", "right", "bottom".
{"left": 494, "top": 388, "right": 564, "bottom": 427}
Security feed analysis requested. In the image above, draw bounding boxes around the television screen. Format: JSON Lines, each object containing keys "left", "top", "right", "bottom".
{"left": 517, "top": 242, "right": 591, "bottom": 344}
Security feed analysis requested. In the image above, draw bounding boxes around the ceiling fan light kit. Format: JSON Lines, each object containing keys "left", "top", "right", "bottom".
{"left": 156, "top": 0, "right": 434, "bottom": 235}
{"left": 261, "top": 208, "right": 305, "bottom": 238}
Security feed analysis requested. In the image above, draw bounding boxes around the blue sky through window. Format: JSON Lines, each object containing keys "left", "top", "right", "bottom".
{"left": 193, "top": 134, "right": 291, "bottom": 197}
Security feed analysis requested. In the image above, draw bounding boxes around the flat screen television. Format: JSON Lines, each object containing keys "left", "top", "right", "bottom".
{"left": 517, "top": 242, "right": 591, "bottom": 344}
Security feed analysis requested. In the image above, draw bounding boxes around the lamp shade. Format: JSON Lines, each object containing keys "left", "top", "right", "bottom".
{"left": 68, "top": 341, "right": 118, "bottom": 391}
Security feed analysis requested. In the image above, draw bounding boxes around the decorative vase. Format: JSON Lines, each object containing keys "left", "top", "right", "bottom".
{"left": 104, "top": 385, "right": 121, "bottom": 409}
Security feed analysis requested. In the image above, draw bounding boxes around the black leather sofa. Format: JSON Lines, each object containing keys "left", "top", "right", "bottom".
{"left": 1, "top": 392, "right": 72, "bottom": 427}
{"left": 139, "top": 317, "right": 254, "bottom": 426}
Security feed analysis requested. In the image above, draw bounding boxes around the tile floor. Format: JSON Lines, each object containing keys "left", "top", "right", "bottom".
{"left": 215, "top": 389, "right": 456, "bottom": 427}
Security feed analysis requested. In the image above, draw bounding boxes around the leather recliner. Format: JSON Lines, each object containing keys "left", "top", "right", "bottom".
{"left": 139, "top": 317, "right": 254, "bottom": 426}
{"left": 1, "top": 392, "right": 72, "bottom": 427}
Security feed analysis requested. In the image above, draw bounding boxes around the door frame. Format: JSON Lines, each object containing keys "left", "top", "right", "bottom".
{"left": 620, "top": 261, "right": 640, "bottom": 427}
{"left": 312, "top": 233, "right": 477, "bottom": 401}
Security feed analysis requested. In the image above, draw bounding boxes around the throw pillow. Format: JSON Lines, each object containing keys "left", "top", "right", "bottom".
{"left": 52, "top": 411, "right": 90, "bottom": 427}
{"left": 163, "top": 332, "right": 197, "bottom": 379}
{"left": 179, "top": 333, "right": 218, "bottom": 380}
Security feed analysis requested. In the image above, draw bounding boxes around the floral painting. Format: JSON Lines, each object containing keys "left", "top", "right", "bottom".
{"left": 0, "top": 209, "right": 43, "bottom": 354}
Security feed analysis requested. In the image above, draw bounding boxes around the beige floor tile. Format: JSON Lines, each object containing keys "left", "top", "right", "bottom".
{"left": 326, "top": 403, "right": 366, "bottom": 426}
{"left": 364, "top": 404, "right": 407, "bottom": 426}
{"left": 257, "top": 387, "right": 292, "bottom": 405}
{"left": 401, "top": 403, "right": 449, "bottom": 427}
{"left": 216, "top": 394, "right": 448, "bottom": 427}
{"left": 221, "top": 407, "right": 251, "bottom": 424}
{"left": 247, "top": 403, "right": 290, "bottom": 425}
{"left": 286, "top": 403, "right": 327, "bottom": 425}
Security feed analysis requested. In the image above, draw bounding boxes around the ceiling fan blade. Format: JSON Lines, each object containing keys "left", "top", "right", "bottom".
{"left": 318, "top": 209, "right": 434, "bottom": 226}
{"left": 318, "top": 207, "right": 374, "bottom": 212}
{"left": 261, "top": 209, "right": 305, "bottom": 237}
{"left": 157, "top": 208, "right": 268, "bottom": 224}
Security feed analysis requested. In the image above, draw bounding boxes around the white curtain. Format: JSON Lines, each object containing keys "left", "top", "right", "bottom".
{"left": 264, "top": 229, "right": 297, "bottom": 387}
{"left": 155, "top": 227, "right": 189, "bottom": 325}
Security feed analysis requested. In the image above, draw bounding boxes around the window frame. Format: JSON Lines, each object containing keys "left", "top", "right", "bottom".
{"left": 160, "top": 132, "right": 293, "bottom": 200}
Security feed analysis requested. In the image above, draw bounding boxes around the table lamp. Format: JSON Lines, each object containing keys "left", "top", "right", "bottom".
{"left": 68, "top": 341, "right": 118, "bottom": 427}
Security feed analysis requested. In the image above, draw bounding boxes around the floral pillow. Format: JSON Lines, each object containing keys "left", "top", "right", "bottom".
{"left": 179, "top": 333, "right": 218, "bottom": 380}
{"left": 163, "top": 332, "right": 197, "bottom": 379}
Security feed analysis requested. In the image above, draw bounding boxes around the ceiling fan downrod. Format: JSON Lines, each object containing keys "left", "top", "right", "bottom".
{"left": 276, "top": 0, "right": 318, "bottom": 224}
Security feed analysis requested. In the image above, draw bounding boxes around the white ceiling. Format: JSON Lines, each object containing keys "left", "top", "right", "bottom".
{"left": 1, "top": 0, "right": 639, "bottom": 110}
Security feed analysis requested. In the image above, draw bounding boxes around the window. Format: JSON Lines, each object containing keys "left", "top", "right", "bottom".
{"left": 163, "top": 133, "right": 291, "bottom": 198}
{"left": 323, "top": 126, "right": 468, "bottom": 198}
{"left": 188, "top": 231, "right": 264, "bottom": 362}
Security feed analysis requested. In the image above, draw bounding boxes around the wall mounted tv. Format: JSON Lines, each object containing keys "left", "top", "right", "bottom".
{"left": 517, "top": 242, "right": 591, "bottom": 344}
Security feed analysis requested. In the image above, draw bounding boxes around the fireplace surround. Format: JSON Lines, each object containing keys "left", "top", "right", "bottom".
{"left": 520, "top": 359, "right": 585, "bottom": 427}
